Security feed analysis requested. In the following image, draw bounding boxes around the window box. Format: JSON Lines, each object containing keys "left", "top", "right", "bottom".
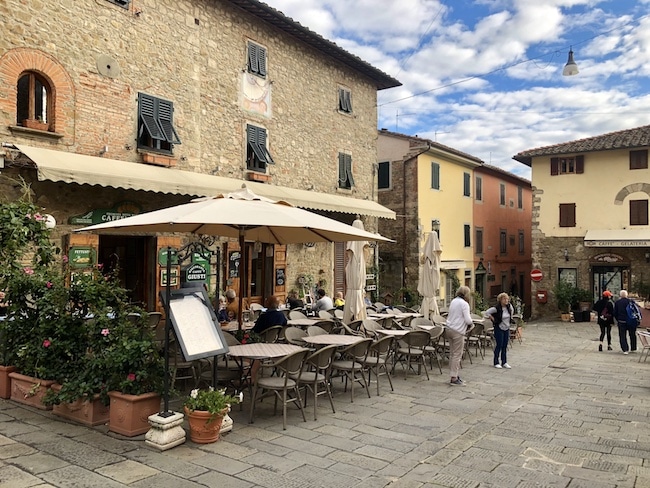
{"left": 246, "top": 172, "right": 271, "bottom": 183}
{"left": 141, "top": 152, "right": 177, "bottom": 168}
{"left": 22, "top": 118, "right": 49, "bottom": 131}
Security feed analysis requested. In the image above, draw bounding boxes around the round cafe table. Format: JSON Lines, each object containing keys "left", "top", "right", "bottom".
{"left": 227, "top": 343, "right": 306, "bottom": 361}
{"left": 302, "top": 334, "right": 364, "bottom": 347}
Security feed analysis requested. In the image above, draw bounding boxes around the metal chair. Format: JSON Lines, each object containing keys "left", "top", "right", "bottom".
{"left": 284, "top": 326, "right": 308, "bottom": 346}
{"left": 319, "top": 310, "right": 334, "bottom": 320}
{"left": 331, "top": 338, "right": 373, "bottom": 402}
{"left": 423, "top": 325, "right": 445, "bottom": 374}
{"left": 311, "top": 319, "right": 335, "bottom": 333}
{"left": 360, "top": 319, "right": 382, "bottom": 338}
{"left": 393, "top": 330, "right": 430, "bottom": 380}
{"left": 637, "top": 331, "right": 650, "bottom": 362}
{"left": 307, "top": 325, "right": 328, "bottom": 336}
{"left": 258, "top": 325, "right": 283, "bottom": 343}
{"left": 293, "top": 345, "right": 338, "bottom": 420}
{"left": 249, "top": 349, "right": 310, "bottom": 430}
{"left": 289, "top": 310, "right": 309, "bottom": 320}
{"left": 363, "top": 335, "right": 394, "bottom": 395}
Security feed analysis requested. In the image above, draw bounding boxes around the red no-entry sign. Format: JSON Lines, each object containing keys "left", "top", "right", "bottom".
{"left": 530, "top": 269, "right": 543, "bottom": 282}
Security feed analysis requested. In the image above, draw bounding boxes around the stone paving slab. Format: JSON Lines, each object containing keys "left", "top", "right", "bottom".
{"left": 0, "top": 321, "right": 649, "bottom": 487}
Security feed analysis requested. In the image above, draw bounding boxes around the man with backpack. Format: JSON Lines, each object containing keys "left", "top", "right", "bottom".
{"left": 613, "top": 290, "right": 641, "bottom": 354}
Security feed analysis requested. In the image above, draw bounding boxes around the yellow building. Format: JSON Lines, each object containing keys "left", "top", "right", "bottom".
{"left": 514, "top": 125, "right": 650, "bottom": 319}
{"left": 377, "top": 130, "right": 482, "bottom": 306}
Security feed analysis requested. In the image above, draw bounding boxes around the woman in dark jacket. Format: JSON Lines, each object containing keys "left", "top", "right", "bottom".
{"left": 593, "top": 290, "right": 614, "bottom": 351}
{"left": 252, "top": 295, "right": 287, "bottom": 334}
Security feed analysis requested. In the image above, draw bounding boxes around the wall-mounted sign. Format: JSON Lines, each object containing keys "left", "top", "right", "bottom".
{"left": 158, "top": 248, "right": 178, "bottom": 266}
{"left": 69, "top": 201, "right": 141, "bottom": 225}
{"left": 275, "top": 268, "right": 285, "bottom": 287}
{"left": 160, "top": 267, "right": 179, "bottom": 287}
{"left": 366, "top": 284, "right": 377, "bottom": 291}
{"left": 68, "top": 247, "right": 96, "bottom": 268}
{"left": 530, "top": 269, "right": 543, "bottom": 282}
{"left": 184, "top": 263, "right": 207, "bottom": 282}
{"left": 229, "top": 251, "right": 241, "bottom": 278}
{"left": 558, "top": 268, "right": 577, "bottom": 287}
{"left": 591, "top": 253, "right": 626, "bottom": 263}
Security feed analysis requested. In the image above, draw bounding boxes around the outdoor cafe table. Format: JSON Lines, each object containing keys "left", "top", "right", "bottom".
{"left": 221, "top": 321, "right": 255, "bottom": 332}
{"left": 302, "top": 334, "right": 364, "bottom": 347}
{"left": 375, "top": 329, "right": 410, "bottom": 338}
{"left": 227, "top": 343, "right": 306, "bottom": 360}
{"left": 287, "top": 317, "right": 332, "bottom": 328}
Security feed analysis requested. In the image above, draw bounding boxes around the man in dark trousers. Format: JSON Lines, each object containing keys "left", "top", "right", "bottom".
{"left": 613, "top": 289, "right": 636, "bottom": 355}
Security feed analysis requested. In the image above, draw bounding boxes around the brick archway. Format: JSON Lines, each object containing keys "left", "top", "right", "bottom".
{"left": 614, "top": 183, "right": 650, "bottom": 205}
{"left": 0, "top": 48, "right": 74, "bottom": 134}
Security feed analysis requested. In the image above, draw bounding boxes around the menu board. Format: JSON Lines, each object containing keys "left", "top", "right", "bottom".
{"left": 160, "top": 288, "right": 229, "bottom": 360}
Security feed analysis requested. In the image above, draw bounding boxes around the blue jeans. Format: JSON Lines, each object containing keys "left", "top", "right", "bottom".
{"left": 493, "top": 327, "right": 509, "bottom": 365}
{"left": 617, "top": 321, "right": 637, "bottom": 352}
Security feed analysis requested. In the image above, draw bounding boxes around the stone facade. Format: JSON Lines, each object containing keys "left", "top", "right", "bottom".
{"left": 0, "top": 0, "right": 398, "bottom": 306}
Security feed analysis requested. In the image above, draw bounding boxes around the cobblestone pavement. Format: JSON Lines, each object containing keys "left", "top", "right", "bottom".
{"left": 0, "top": 320, "right": 649, "bottom": 488}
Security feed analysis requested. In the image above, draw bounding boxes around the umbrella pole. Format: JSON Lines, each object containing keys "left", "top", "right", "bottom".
{"left": 237, "top": 231, "right": 245, "bottom": 331}
{"left": 161, "top": 247, "right": 172, "bottom": 416}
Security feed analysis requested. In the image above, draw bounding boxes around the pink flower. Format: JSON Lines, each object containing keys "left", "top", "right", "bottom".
{"left": 97, "top": 263, "right": 104, "bottom": 270}
{"left": 127, "top": 373, "right": 136, "bottom": 382}
{"left": 34, "top": 213, "right": 44, "bottom": 221}
{"left": 23, "top": 267, "right": 34, "bottom": 275}
{"left": 46, "top": 281, "right": 53, "bottom": 289}
{"left": 43, "top": 339, "right": 51, "bottom": 348}
{"left": 62, "top": 255, "right": 69, "bottom": 263}
{"left": 101, "top": 328, "right": 110, "bottom": 336}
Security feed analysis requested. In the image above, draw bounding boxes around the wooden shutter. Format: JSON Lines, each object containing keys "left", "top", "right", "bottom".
{"left": 257, "top": 46, "right": 267, "bottom": 76}
{"left": 559, "top": 203, "right": 576, "bottom": 227}
{"left": 575, "top": 155, "right": 584, "bottom": 174}
{"left": 630, "top": 200, "right": 649, "bottom": 225}
{"left": 630, "top": 150, "right": 648, "bottom": 169}
{"left": 157, "top": 99, "right": 181, "bottom": 144}
{"left": 345, "top": 154, "right": 354, "bottom": 187}
{"left": 139, "top": 93, "right": 165, "bottom": 141}
{"left": 431, "top": 163, "right": 439, "bottom": 189}
{"left": 463, "top": 173, "right": 470, "bottom": 196}
{"left": 334, "top": 242, "right": 346, "bottom": 296}
{"left": 550, "top": 157, "right": 559, "bottom": 175}
{"left": 475, "top": 228, "right": 483, "bottom": 254}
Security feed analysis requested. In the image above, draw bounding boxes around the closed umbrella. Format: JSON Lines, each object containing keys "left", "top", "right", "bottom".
{"left": 417, "top": 232, "right": 442, "bottom": 319}
{"left": 343, "top": 218, "right": 369, "bottom": 325}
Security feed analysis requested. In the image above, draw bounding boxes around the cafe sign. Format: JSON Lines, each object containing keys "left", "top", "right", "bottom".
{"left": 68, "top": 247, "right": 96, "bottom": 268}
{"left": 184, "top": 263, "right": 207, "bottom": 282}
{"left": 69, "top": 201, "right": 141, "bottom": 225}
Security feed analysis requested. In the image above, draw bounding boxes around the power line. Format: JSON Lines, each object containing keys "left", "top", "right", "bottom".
{"left": 379, "top": 11, "right": 650, "bottom": 107}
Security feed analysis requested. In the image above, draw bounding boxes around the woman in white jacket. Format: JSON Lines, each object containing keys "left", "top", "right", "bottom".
{"left": 445, "top": 286, "right": 473, "bottom": 386}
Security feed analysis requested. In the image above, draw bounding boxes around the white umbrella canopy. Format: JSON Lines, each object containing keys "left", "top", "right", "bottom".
{"left": 78, "top": 187, "right": 390, "bottom": 245}
{"left": 77, "top": 187, "right": 391, "bottom": 327}
{"left": 342, "top": 219, "right": 369, "bottom": 325}
{"left": 417, "top": 232, "right": 442, "bottom": 319}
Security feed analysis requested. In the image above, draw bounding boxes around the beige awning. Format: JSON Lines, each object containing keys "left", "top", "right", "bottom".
{"left": 584, "top": 229, "right": 650, "bottom": 247}
{"left": 440, "top": 260, "right": 466, "bottom": 270}
{"left": 13, "top": 144, "right": 396, "bottom": 220}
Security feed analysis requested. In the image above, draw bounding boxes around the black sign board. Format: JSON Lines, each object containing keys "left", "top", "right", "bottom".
{"left": 229, "top": 251, "right": 241, "bottom": 278}
{"left": 275, "top": 268, "right": 285, "bottom": 286}
{"left": 159, "top": 287, "right": 228, "bottom": 360}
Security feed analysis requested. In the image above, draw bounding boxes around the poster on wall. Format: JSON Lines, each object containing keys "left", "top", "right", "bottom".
{"left": 229, "top": 251, "right": 241, "bottom": 278}
{"left": 558, "top": 268, "right": 577, "bottom": 287}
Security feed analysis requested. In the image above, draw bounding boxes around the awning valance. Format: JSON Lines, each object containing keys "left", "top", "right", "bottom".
{"left": 12, "top": 145, "right": 395, "bottom": 219}
{"left": 440, "top": 260, "right": 466, "bottom": 270}
{"left": 584, "top": 229, "right": 650, "bottom": 247}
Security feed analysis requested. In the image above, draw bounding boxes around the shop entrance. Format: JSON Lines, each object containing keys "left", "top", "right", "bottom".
{"left": 98, "top": 235, "right": 150, "bottom": 308}
{"left": 592, "top": 265, "right": 628, "bottom": 298}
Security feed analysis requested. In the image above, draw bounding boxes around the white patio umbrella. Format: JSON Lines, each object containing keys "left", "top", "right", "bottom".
{"left": 77, "top": 186, "right": 391, "bottom": 325}
{"left": 342, "top": 218, "right": 369, "bottom": 325}
{"left": 417, "top": 232, "right": 442, "bottom": 319}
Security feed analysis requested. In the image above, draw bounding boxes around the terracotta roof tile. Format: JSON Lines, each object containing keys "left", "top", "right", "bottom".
{"left": 513, "top": 125, "right": 650, "bottom": 166}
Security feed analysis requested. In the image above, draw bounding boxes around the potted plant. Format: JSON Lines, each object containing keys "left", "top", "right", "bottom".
{"left": 553, "top": 279, "right": 575, "bottom": 321}
{"left": 184, "top": 387, "right": 242, "bottom": 444}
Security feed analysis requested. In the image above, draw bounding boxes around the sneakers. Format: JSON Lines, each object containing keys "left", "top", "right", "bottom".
{"left": 598, "top": 344, "right": 603, "bottom": 352}
{"left": 494, "top": 364, "right": 502, "bottom": 369}
{"left": 607, "top": 345, "right": 612, "bottom": 350}
{"left": 503, "top": 363, "right": 511, "bottom": 369}
{"left": 623, "top": 351, "right": 629, "bottom": 355}
{"left": 450, "top": 378, "right": 464, "bottom": 386}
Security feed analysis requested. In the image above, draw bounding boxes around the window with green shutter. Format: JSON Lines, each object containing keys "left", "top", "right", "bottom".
{"left": 463, "top": 172, "right": 470, "bottom": 197}
{"left": 246, "top": 124, "right": 275, "bottom": 172}
{"left": 431, "top": 162, "right": 440, "bottom": 190}
{"left": 338, "top": 88, "right": 352, "bottom": 113}
{"left": 377, "top": 161, "right": 390, "bottom": 189}
{"left": 138, "top": 93, "right": 181, "bottom": 154}
{"left": 338, "top": 153, "right": 354, "bottom": 189}
{"left": 247, "top": 42, "right": 267, "bottom": 78}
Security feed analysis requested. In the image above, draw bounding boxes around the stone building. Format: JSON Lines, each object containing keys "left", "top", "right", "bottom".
{"left": 0, "top": 0, "right": 399, "bottom": 311}
{"left": 377, "top": 130, "right": 482, "bottom": 307}
{"left": 514, "top": 125, "right": 650, "bottom": 320}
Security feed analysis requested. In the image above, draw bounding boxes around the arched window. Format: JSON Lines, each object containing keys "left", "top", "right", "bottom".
{"left": 16, "top": 71, "right": 52, "bottom": 128}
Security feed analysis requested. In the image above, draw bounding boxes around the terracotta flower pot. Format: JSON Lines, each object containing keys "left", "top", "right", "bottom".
{"left": 184, "top": 406, "right": 226, "bottom": 444}
{"left": 0, "top": 366, "right": 17, "bottom": 399}
{"left": 51, "top": 384, "right": 110, "bottom": 427}
{"left": 9, "top": 372, "right": 55, "bottom": 410}
{"left": 107, "top": 391, "right": 161, "bottom": 437}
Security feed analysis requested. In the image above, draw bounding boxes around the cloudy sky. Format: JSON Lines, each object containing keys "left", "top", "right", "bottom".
{"left": 264, "top": 0, "right": 650, "bottom": 179}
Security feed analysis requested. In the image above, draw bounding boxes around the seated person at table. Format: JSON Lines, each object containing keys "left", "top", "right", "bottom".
{"left": 252, "top": 295, "right": 287, "bottom": 333}
{"left": 225, "top": 289, "right": 248, "bottom": 321}
{"left": 334, "top": 291, "right": 345, "bottom": 310}
{"left": 312, "top": 288, "right": 333, "bottom": 313}
{"left": 287, "top": 290, "right": 304, "bottom": 310}
{"left": 214, "top": 295, "right": 228, "bottom": 323}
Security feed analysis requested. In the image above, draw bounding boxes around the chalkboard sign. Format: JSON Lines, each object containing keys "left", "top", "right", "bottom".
{"left": 229, "top": 251, "right": 241, "bottom": 278}
{"left": 275, "top": 268, "right": 285, "bottom": 286}
{"left": 159, "top": 287, "right": 228, "bottom": 360}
